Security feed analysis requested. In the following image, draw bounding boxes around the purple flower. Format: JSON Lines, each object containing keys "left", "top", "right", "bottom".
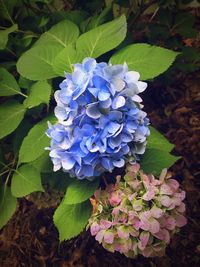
{"left": 47, "top": 58, "right": 149, "bottom": 179}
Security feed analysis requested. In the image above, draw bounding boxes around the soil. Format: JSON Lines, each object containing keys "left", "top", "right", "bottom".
{"left": 1, "top": 20, "right": 200, "bottom": 267}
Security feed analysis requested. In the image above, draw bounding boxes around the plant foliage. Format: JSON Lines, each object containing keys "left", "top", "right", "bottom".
{"left": 0, "top": 0, "right": 193, "bottom": 241}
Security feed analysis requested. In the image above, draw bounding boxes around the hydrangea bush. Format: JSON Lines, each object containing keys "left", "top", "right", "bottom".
{"left": 0, "top": 10, "right": 186, "bottom": 259}
{"left": 88, "top": 164, "right": 187, "bottom": 258}
{"left": 46, "top": 58, "right": 149, "bottom": 179}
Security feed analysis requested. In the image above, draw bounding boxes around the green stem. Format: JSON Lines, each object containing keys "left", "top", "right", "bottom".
{"left": 0, "top": 25, "right": 40, "bottom": 37}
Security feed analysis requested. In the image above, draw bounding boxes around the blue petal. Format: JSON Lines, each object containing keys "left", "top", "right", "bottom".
{"left": 51, "top": 130, "right": 64, "bottom": 142}
{"left": 93, "top": 75, "right": 106, "bottom": 88}
{"left": 88, "top": 87, "right": 99, "bottom": 97}
{"left": 62, "top": 156, "right": 76, "bottom": 170}
{"left": 99, "top": 98, "right": 111, "bottom": 109}
{"left": 104, "top": 65, "right": 124, "bottom": 78}
{"left": 72, "top": 70, "right": 86, "bottom": 85}
{"left": 121, "top": 133, "right": 133, "bottom": 142}
{"left": 107, "top": 122, "right": 121, "bottom": 135}
{"left": 113, "top": 158, "right": 125, "bottom": 168}
{"left": 109, "top": 111, "right": 122, "bottom": 121}
{"left": 86, "top": 103, "right": 101, "bottom": 119}
{"left": 108, "top": 136, "right": 121, "bottom": 148}
{"left": 54, "top": 106, "right": 67, "bottom": 120}
{"left": 76, "top": 165, "right": 94, "bottom": 177}
{"left": 102, "top": 158, "right": 113, "bottom": 172}
{"left": 126, "top": 121, "right": 138, "bottom": 132}
{"left": 98, "top": 90, "right": 110, "bottom": 101}
{"left": 83, "top": 58, "right": 97, "bottom": 72}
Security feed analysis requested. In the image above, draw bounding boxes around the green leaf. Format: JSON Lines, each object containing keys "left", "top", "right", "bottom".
{"left": 31, "top": 151, "right": 53, "bottom": 173}
{"left": 0, "top": 0, "right": 17, "bottom": 23}
{"left": 18, "top": 76, "right": 34, "bottom": 89}
{"left": 64, "top": 178, "right": 99, "bottom": 205}
{"left": 54, "top": 200, "right": 92, "bottom": 241}
{"left": 11, "top": 164, "right": 44, "bottom": 197}
{"left": 140, "top": 149, "right": 178, "bottom": 176}
{"left": 17, "top": 44, "right": 61, "bottom": 81}
{"left": 76, "top": 15, "right": 127, "bottom": 58}
{"left": 140, "top": 126, "right": 180, "bottom": 175}
{"left": 146, "top": 126, "right": 174, "bottom": 151}
{"left": 13, "top": 119, "right": 32, "bottom": 155}
{"left": 35, "top": 19, "right": 79, "bottom": 48}
{"left": 0, "top": 68, "right": 22, "bottom": 96}
{"left": 0, "top": 100, "right": 26, "bottom": 139}
{"left": 42, "top": 171, "right": 72, "bottom": 191}
{"left": 23, "top": 81, "right": 52, "bottom": 108}
{"left": 174, "top": 13, "right": 197, "bottom": 38}
{"left": 17, "top": 20, "right": 79, "bottom": 81}
{"left": 110, "top": 43, "right": 179, "bottom": 80}
{"left": 18, "top": 115, "right": 56, "bottom": 164}
{"left": 0, "top": 184, "right": 17, "bottom": 229}
{"left": 0, "top": 24, "right": 17, "bottom": 50}
{"left": 53, "top": 45, "right": 84, "bottom": 76}
{"left": 85, "top": 5, "right": 112, "bottom": 31}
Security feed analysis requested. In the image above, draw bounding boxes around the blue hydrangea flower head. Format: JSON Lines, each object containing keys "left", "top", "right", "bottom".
{"left": 46, "top": 58, "right": 150, "bottom": 179}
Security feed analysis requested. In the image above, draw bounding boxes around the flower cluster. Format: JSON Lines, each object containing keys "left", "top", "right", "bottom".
{"left": 88, "top": 164, "right": 187, "bottom": 258}
{"left": 47, "top": 58, "right": 149, "bottom": 179}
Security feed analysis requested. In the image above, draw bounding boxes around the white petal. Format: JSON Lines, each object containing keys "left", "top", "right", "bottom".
{"left": 125, "top": 71, "right": 140, "bottom": 82}
{"left": 112, "top": 78, "right": 125, "bottom": 92}
{"left": 137, "top": 81, "right": 147, "bottom": 93}
{"left": 112, "top": 95, "right": 126, "bottom": 109}
{"left": 132, "top": 95, "right": 143, "bottom": 103}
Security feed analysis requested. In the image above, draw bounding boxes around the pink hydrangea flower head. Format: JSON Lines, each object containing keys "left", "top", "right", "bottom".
{"left": 88, "top": 164, "right": 187, "bottom": 258}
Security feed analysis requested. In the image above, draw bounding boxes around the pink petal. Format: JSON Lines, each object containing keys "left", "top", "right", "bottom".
{"left": 142, "top": 247, "right": 153, "bottom": 257}
{"left": 140, "top": 173, "right": 150, "bottom": 186}
{"left": 159, "top": 195, "right": 172, "bottom": 207}
{"left": 151, "top": 206, "right": 164, "bottom": 218}
{"left": 171, "top": 196, "right": 182, "bottom": 207}
{"left": 112, "top": 207, "right": 120, "bottom": 216}
{"left": 160, "top": 184, "right": 173, "bottom": 195}
{"left": 100, "top": 219, "right": 112, "bottom": 230}
{"left": 140, "top": 231, "right": 150, "bottom": 248}
{"left": 132, "top": 217, "right": 142, "bottom": 230}
{"left": 95, "top": 230, "right": 106, "bottom": 243}
{"left": 143, "top": 187, "right": 155, "bottom": 201}
{"left": 129, "top": 227, "right": 139, "bottom": 237}
{"left": 128, "top": 181, "right": 140, "bottom": 190}
{"left": 177, "top": 202, "right": 186, "bottom": 213}
{"left": 90, "top": 222, "right": 100, "bottom": 236}
{"left": 154, "top": 229, "right": 170, "bottom": 244}
{"left": 128, "top": 163, "right": 140, "bottom": 173}
{"left": 117, "top": 226, "right": 129, "bottom": 240}
{"left": 175, "top": 214, "right": 187, "bottom": 227}
{"left": 104, "top": 231, "right": 114, "bottom": 244}
{"left": 109, "top": 191, "right": 121, "bottom": 206}
{"left": 149, "top": 218, "right": 160, "bottom": 234}
{"left": 180, "top": 191, "right": 186, "bottom": 201}
{"left": 167, "top": 179, "right": 179, "bottom": 191}
{"left": 128, "top": 211, "right": 135, "bottom": 221}
{"left": 165, "top": 216, "right": 176, "bottom": 230}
